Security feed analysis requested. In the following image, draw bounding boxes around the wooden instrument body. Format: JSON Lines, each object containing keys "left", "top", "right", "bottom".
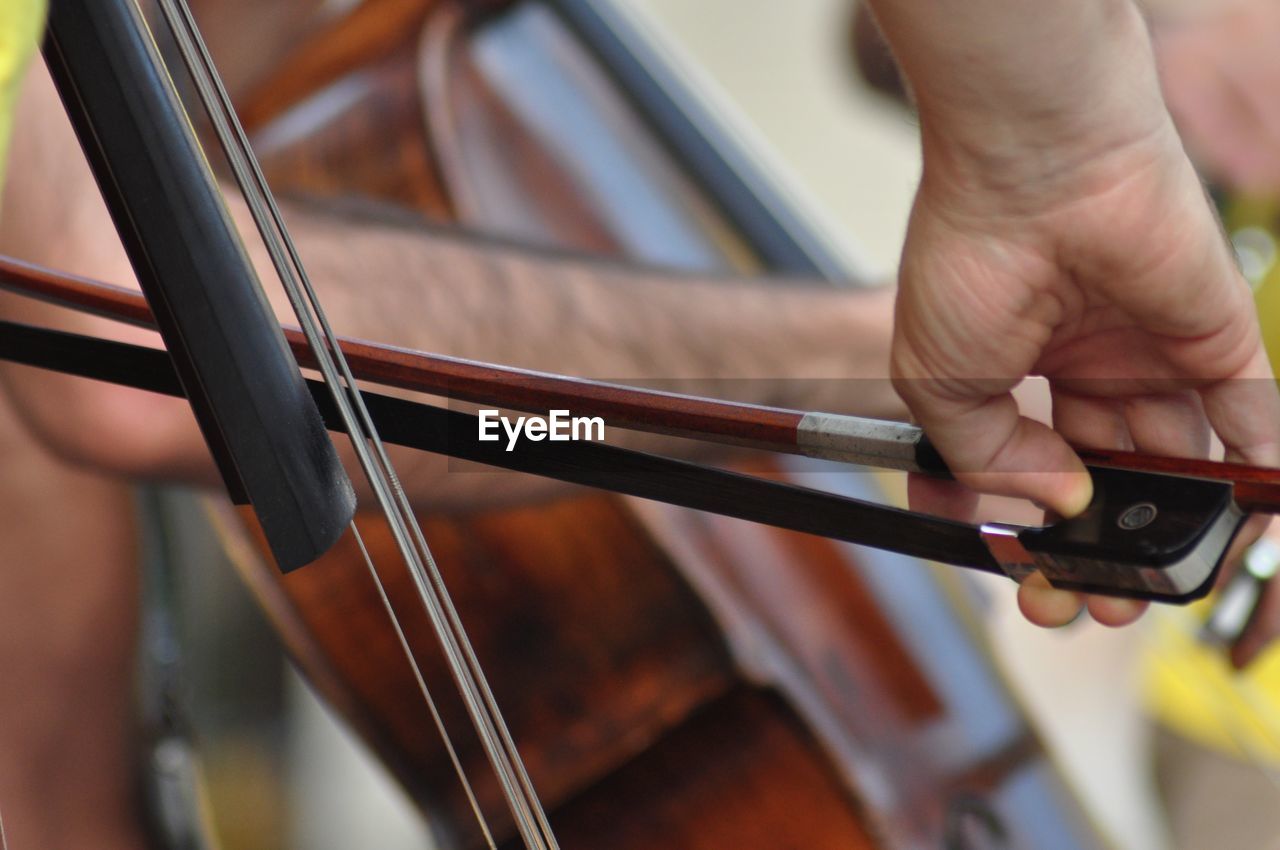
{"left": 199, "top": 2, "right": 1110, "bottom": 847}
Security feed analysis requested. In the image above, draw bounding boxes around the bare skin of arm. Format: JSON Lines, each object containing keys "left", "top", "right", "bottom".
{"left": 867, "top": 0, "right": 1280, "bottom": 656}
{"left": 0, "top": 60, "right": 902, "bottom": 510}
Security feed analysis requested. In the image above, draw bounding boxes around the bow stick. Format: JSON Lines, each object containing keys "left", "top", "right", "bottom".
{"left": 7, "top": 255, "right": 1280, "bottom": 499}
{"left": 0, "top": 254, "right": 1264, "bottom": 605}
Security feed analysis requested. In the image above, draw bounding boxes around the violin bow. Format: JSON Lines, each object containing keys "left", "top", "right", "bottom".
{"left": 0, "top": 254, "right": 1267, "bottom": 606}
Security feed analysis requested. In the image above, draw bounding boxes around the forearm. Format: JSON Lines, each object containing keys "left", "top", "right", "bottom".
{"left": 269, "top": 201, "right": 898, "bottom": 416}
{"left": 866, "top": 0, "right": 1169, "bottom": 186}
{"left": 0, "top": 61, "right": 900, "bottom": 509}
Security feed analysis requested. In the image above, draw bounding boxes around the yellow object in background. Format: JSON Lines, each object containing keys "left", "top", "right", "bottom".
{"left": 0, "top": 0, "right": 46, "bottom": 190}
{"left": 1231, "top": 195, "right": 1280, "bottom": 374}
{"left": 1145, "top": 603, "right": 1280, "bottom": 764}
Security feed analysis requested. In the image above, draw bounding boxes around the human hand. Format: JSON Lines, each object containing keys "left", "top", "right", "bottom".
{"left": 891, "top": 83, "right": 1280, "bottom": 632}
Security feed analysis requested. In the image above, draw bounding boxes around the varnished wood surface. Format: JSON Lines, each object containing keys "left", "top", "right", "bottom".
{"left": 527, "top": 688, "right": 881, "bottom": 850}
{"left": 267, "top": 497, "right": 738, "bottom": 845}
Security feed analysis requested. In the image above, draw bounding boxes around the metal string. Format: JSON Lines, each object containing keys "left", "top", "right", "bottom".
{"left": 148, "top": 2, "right": 559, "bottom": 847}
{"left": 349, "top": 525, "right": 498, "bottom": 850}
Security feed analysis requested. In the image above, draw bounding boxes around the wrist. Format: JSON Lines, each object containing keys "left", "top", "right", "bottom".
{"left": 884, "top": 1, "right": 1171, "bottom": 193}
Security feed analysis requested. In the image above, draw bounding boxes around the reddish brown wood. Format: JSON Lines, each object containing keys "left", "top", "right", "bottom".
{"left": 532, "top": 688, "right": 881, "bottom": 850}
{"left": 1080, "top": 447, "right": 1280, "bottom": 511}
{"left": 250, "top": 37, "right": 456, "bottom": 220}
{"left": 420, "top": 5, "right": 630, "bottom": 256}
{"left": 231, "top": 497, "right": 742, "bottom": 845}
{"left": 0, "top": 257, "right": 155, "bottom": 327}
{"left": 235, "top": 0, "right": 441, "bottom": 131}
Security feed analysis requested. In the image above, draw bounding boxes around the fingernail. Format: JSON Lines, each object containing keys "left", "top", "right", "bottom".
{"left": 1061, "top": 471, "right": 1094, "bottom": 518}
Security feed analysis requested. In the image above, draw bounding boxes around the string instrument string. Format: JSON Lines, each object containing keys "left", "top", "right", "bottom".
{"left": 149, "top": 1, "right": 557, "bottom": 846}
